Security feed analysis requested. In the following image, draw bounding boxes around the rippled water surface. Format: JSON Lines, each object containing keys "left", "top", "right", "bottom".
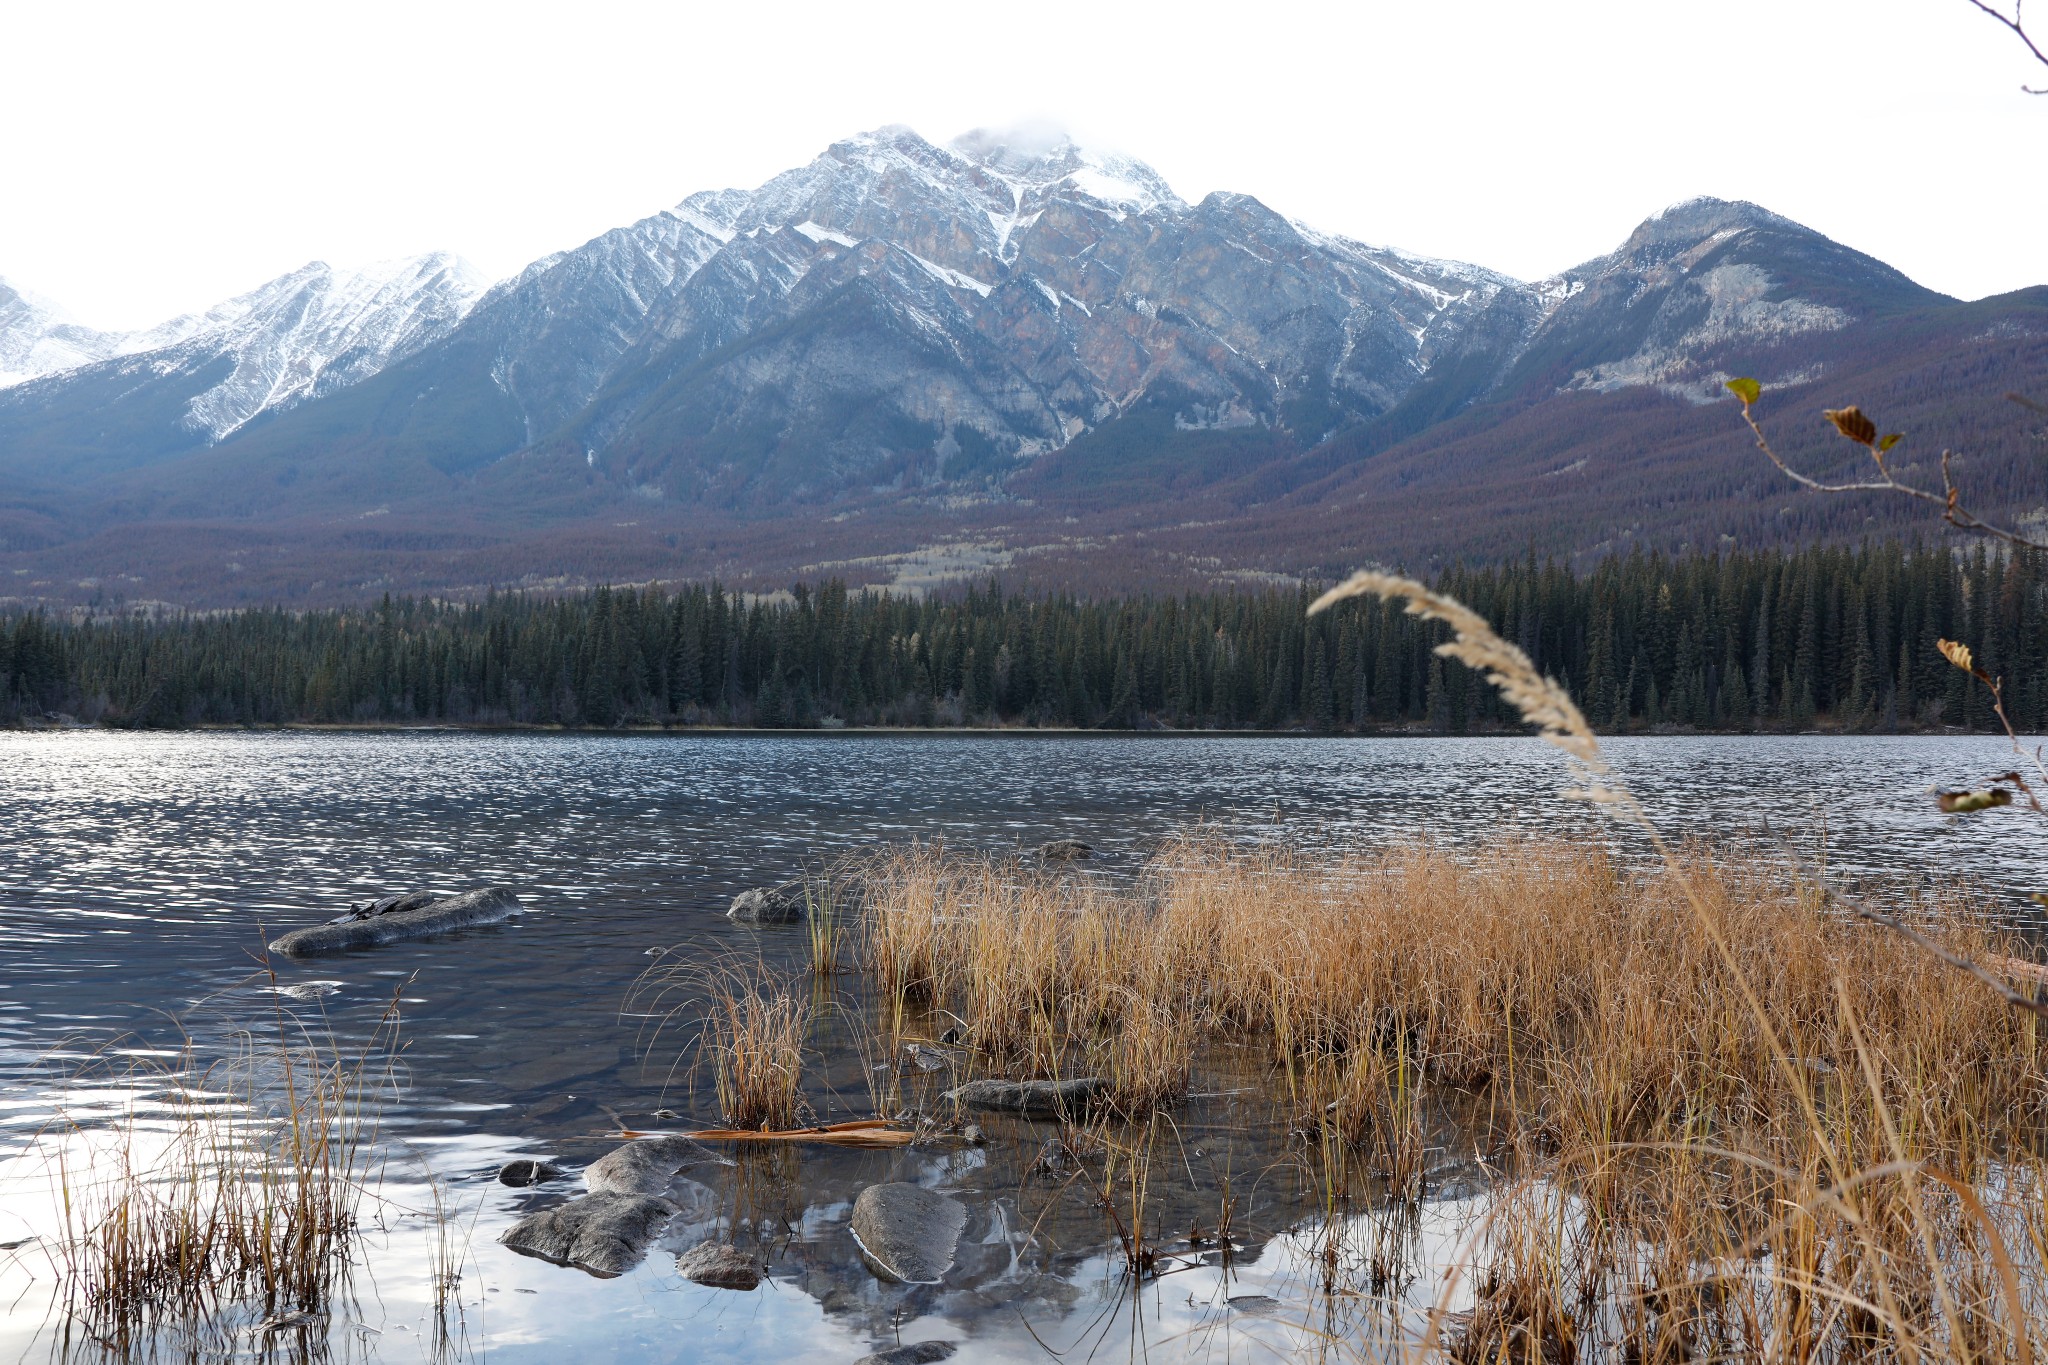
{"left": 2, "top": 731, "right": 2043, "bottom": 1363}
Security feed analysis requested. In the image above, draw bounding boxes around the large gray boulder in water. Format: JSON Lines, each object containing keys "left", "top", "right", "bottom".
{"left": 499, "top": 1192, "right": 676, "bottom": 1277}
{"left": 726, "top": 883, "right": 808, "bottom": 924}
{"left": 268, "top": 887, "right": 522, "bottom": 955}
{"left": 583, "top": 1135, "right": 724, "bottom": 1196}
{"left": 849, "top": 1183, "right": 966, "bottom": 1284}
{"left": 942, "top": 1077, "right": 1107, "bottom": 1117}
{"left": 675, "top": 1241, "right": 763, "bottom": 1290}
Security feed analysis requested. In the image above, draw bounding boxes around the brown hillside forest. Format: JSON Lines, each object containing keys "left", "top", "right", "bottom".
{"left": 2, "top": 541, "right": 2041, "bottom": 732}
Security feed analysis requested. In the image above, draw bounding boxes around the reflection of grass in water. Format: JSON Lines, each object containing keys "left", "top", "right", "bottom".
{"left": 28, "top": 972, "right": 416, "bottom": 1355}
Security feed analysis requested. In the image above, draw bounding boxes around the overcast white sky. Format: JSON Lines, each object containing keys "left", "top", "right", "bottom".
{"left": 2, "top": 0, "right": 2042, "bottom": 329}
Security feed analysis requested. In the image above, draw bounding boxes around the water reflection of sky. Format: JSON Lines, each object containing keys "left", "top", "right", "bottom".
{"left": 4, "top": 731, "right": 2044, "bottom": 1361}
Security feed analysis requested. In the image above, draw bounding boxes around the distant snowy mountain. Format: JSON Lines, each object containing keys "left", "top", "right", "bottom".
{"left": 1507, "top": 197, "right": 1946, "bottom": 403}
{"left": 0, "top": 254, "right": 484, "bottom": 471}
{"left": 160, "top": 253, "right": 488, "bottom": 440}
{"left": 0, "top": 279, "right": 123, "bottom": 389}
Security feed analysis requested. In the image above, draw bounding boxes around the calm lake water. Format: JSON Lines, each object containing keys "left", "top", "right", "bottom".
{"left": 2, "top": 731, "right": 2043, "bottom": 1363}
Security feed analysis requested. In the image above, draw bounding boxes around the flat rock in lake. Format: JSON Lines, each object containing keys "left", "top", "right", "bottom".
{"left": 583, "top": 1135, "right": 724, "bottom": 1195}
{"left": 499, "top": 1192, "right": 676, "bottom": 1277}
{"left": 675, "top": 1241, "right": 762, "bottom": 1290}
{"left": 727, "top": 883, "right": 807, "bottom": 924}
{"left": 855, "top": 1345, "right": 957, "bottom": 1365}
{"left": 268, "top": 887, "right": 522, "bottom": 955}
{"left": 943, "top": 1077, "right": 1107, "bottom": 1117}
{"left": 850, "top": 1183, "right": 965, "bottom": 1284}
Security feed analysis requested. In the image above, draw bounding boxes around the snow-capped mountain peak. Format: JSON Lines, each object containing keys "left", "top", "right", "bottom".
{"left": 951, "top": 126, "right": 1185, "bottom": 217}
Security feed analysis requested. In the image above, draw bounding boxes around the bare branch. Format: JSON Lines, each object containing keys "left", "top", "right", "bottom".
{"left": 1735, "top": 398, "right": 2048, "bottom": 550}
{"left": 1966, "top": 0, "right": 2048, "bottom": 91}
{"left": 1843, "top": 899, "right": 2048, "bottom": 1015}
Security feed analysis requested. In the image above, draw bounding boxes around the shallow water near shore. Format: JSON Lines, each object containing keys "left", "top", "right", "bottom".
{"left": 2, "top": 731, "right": 2043, "bottom": 1363}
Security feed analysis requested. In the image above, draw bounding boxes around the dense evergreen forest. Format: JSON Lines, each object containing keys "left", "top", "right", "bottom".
{"left": 3, "top": 542, "right": 2044, "bottom": 733}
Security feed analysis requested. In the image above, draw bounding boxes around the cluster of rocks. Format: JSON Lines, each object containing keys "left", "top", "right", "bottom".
{"left": 268, "top": 864, "right": 1143, "bottom": 1359}
{"left": 492, "top": 1072, "right": 1114, "bottom": 1354}
{"left": 496, "top": 1131, "right": 974, "bottom": 1365}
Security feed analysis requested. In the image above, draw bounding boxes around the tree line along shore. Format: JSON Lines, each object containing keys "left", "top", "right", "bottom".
{"left": 2, "top": 541, "right": 2043, "bottom": 733}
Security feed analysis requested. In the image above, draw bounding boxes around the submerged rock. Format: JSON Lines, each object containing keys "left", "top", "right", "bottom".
{"left": 584, "top": 1135, "right": 724, "bottom": 1195}
{"left": 903, "top": 1042, "right": 950, "bottom": 1072}
{"left": 855, "top": 1345, "right": 957, "bottom": 1365}
{"left": 1036, "top": 839, "right": 1095, "bottom": 862}
{"left": 727, "top": 883, "right": 807, "bottom": 924}
{"left": 499, "top": 1192, "right": 676, "bottom": 1277}
{"left": 849, "top": 1183, "right": 966, "bottom": 1285}
{"left": 498, "top": 1158, "right": 565, "bottom": 1187}
{"left": 943, "top": 1077, "right": 1107, "bottom": 1117}
{"left": 675, "top": 1241, "right": 762, "bottom": 1290}
{"left": 1029, "top": 1138, "right": 1076, "bottom": 1179}
{"left": 268, "top": 887, "right": 521, "bottom": 955}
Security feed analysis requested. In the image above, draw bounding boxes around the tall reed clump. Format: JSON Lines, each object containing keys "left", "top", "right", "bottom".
{"left": 48, "top": 991, "right": 397, "bottom": 1346}
{"left": 696, "top": 963, "right": 811, "bottom": 1131}
{"left": 862, "top": 846, "right": 1201, "bottom": 1114}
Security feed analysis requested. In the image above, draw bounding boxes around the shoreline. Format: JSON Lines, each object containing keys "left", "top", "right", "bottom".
{"left": 4, "top": 718, "right": 2009, "bottom": 740}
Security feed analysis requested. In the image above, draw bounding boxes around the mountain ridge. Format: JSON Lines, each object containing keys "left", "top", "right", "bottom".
{"left": 1, "top": 125, "right": 2042, "bottom": 608}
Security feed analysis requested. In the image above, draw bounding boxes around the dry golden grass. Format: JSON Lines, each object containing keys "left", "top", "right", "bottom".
{"left": 861, "top": 836, "right": 2048, "bottom": 1359}
{"left": 697, "top": 963, "right": 811, "bottom": 1131}
{"left": 867, "top": 838, "right": 2035, "bottom": 1133}
{"left": 45, "top": 999, "right": 393, "bottom": 1347}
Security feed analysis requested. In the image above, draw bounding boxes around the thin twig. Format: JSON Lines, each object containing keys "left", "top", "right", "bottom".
{"left": 1735, "top": 395, "right": 2048, "bottom": 550}
{"left": 1841, "top": 899, "right": 2048, "bottom": 1016}
{"left": 1964, "top": 0, "right": 2048, "bottom": 91}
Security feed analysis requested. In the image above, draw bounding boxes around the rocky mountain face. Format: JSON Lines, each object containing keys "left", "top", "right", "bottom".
{"left": 2, "top": 125, "right": 2040, "bottom": 605}
{"left": 1, "top": 129, "right": 1944, "bottom": 494}
{"left": 540, "top": 127, "right": 1553, "bottom": 501}
{"left": 1504, "top": 198, "right": 1947, "bottom": 402}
